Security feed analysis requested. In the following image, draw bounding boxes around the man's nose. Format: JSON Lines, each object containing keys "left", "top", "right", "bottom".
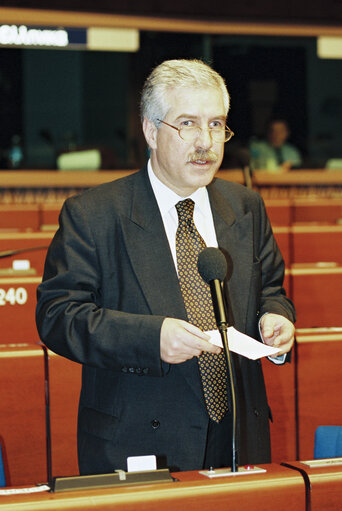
{"left": 194, "top": 128, "right": 213, "bottom": 150}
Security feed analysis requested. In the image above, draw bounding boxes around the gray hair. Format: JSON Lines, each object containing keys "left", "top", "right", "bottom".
{"left": 140, "top": 59, "right": 230, "bottom": 126}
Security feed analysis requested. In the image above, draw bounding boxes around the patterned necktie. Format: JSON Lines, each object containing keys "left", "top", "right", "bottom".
{"left": 175, "top": 198, "right": 228, "bottom": 423}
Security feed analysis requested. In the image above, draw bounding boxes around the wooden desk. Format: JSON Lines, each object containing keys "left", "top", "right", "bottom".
{"left": 292, "top": 225, "right": 342, "bottom": 265}
{"left": 290, "top": 265, "right": 342, "bottom": 328}
{"left": 292, "top": 198, "right": 342, "bottom": 224}
{"left": 273, "top": 226, "right": 291, "bottom": 266}
{"left": 0, "top": 276, "right": 42, "bottom": 344}
{"left": 285, "top": 459, "right": 342, "bottom": 511}
{"left": 0, "top": 464, "right": 306, "bottom": 510}
{"left": 47, "top": 351, "right": 81, "bottom": 479}
{"left": 262, "top": 356, "right": 297, "bottom": 462}
{"left": 0, "top": 232, "right": 52, "bottom": 275}
{"left": 295, "top": 328, "right": 342, "bottom": 460}
{"left": 0, "top": 204, "right": 40, "bottom": 231}
{"left": 0, "top": 344, "right": 47, "bottom": 486}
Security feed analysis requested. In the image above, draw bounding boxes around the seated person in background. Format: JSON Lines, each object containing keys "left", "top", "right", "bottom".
{"left": 249, "top": 119, "right": 302, "bottom": 172}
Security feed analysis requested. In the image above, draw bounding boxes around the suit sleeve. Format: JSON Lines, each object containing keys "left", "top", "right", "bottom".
{"left": 256, "top": 193, "right": 296, "bottom": 323}
{"left": 36, "top": 196, "right": 166, "bottom": 375}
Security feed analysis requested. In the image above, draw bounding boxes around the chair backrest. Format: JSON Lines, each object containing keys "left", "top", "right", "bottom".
{"left": 314, "top": 425, "right": 342, "bottom": 459}
{"left": 0, "top": 443, "right": 6, "bottom": 487}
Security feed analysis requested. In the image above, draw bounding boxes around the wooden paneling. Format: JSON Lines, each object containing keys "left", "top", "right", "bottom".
{"left": 292, "top": 199, "right": 342, "bottom": 224}
{"left": 265, "top": 200, "right": 292, "bottom": 227}
{"left": 262, "top": 356, "right": 297, "bottom": 462}
{"left": 287, "top": 460, "right": 342, "bottom": 511}
{"left": 0, "top": 232, "right": 53, "bottom": 275}
{"left": 296, "top": 329, "right": 342, "bottom": 460}
{"left": 0, "top": 205, "right": 40, "bottom": 231}
{"left": 48, "top": 351, "right": 81, "bottom": 478}
{"left": 292, "top": 225, "right": 342, "bottom": 265}
{"left": 290, "top": 266, "right": 342, "bottom": 328}
{"left": 0, "top": 344, "right": 47, "bottom": 486}
{"left": 0, "top": 276, "right": 42, "bottom": 344}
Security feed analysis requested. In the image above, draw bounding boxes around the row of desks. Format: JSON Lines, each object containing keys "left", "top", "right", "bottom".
{"left": 1, "top": 196, "right": 342, "bottom": 231}
{"left": 0, "top": 266, "right": 340, "bottom": 349}
{"left": 1, "top": 328, "right": 342, "bottom": 487}
{"left": 1, "top": 459, "right": 342, "bottom": 510}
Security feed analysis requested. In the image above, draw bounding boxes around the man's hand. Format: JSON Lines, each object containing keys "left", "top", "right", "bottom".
{"left": 160, "top": 318, "right": 221, "bottom": 364}
{"left": 260, "top": 313, "right": 295, "bottom": 356}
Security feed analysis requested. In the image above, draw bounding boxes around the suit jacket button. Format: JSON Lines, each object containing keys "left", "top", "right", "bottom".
{"left": 143, "top": 368, "right": 149, "bottom": 375}
{"left": 128, "top": 367, "right": 135, "bottom": 373}
{"left": 122, "top": 367, "right": 128, "bottom": 373}
{"left": 151, "top": 419, "right": 160, "bottom": 429}
{"left": 136, "top": 368, "right": 142, "bottom": 374}
{"left": 254, "top": 408, "right": 260, "bottom": 417}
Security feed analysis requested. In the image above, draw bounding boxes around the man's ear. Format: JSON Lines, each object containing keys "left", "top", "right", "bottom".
{"left": 142, "top": 118, "right": 158, "bottom": 150}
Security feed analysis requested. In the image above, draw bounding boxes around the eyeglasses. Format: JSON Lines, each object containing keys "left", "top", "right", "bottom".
{"left": 157, "top": 119, "right": 234, "bottom": 143}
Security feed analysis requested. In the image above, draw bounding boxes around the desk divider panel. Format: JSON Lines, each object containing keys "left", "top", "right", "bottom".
{"left": 0, "top": 343, "right": 47, "bottom": 486}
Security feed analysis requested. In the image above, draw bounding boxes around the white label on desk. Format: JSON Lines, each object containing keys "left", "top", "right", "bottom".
{"left": 127, "top": 455, "right": 157, "bottom": 472}
{"left": 301, "top": 457, "right": 342, "bottom": 468}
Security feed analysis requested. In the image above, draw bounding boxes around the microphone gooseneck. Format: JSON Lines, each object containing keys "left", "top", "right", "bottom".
{"left": 197, "top": 247, "right": 238, "bottom": 472}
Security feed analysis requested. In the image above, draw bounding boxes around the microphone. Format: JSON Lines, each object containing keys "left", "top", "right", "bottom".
{"left": 0, "top": 246, "right": 49, "bottom": 259}
{"left": 198, "top": 247, "right": 238, "bottom": 472}
{"left": 197, "top": 247, "right": 228, "bottom": 330}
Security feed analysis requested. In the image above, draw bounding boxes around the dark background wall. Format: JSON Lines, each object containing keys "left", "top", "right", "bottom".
{"left": 2, "top": 0, "right": 342, "bottom": 24}
{"left": 1, "top": 3, "right": 342, "bottom": 169}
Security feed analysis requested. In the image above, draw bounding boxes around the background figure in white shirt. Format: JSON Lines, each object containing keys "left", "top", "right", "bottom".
{"left": 250, "top": 119, "right": 302, "bottom": 172}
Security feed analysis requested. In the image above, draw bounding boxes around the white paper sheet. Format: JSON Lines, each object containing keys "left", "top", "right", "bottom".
{"left": 207, "top": 327, "right": 281, "bottom": 360}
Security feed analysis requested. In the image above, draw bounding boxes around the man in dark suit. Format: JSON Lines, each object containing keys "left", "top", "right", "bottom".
{"left": 36, "top": 59, "right": 295, "bottom": 475}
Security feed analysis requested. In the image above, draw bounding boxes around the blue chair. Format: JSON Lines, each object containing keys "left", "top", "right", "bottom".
{"left": 0, "top": 443, "right": 6, "bottom": 487}
{"left": 314, "top": 426, "right": 342, "bottom": 459}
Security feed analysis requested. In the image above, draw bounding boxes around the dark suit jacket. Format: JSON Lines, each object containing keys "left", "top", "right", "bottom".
{"left": 36, "top": 166, "right": 295, "bottom": 474}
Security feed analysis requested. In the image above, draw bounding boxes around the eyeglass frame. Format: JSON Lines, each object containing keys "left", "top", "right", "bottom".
{"left": 156, "top": 118, "right": 234, "bottom": 143}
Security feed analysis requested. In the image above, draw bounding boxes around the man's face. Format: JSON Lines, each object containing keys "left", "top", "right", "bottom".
{"left": 143, "top": 86, "right": 227, "bottom": 197}
{"left": 268, "top": 121, "right": 289, "bottom": 148}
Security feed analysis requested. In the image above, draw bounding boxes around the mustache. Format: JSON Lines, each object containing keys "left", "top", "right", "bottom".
{"left": 187, "top": 150, "right": 218, "bottom": 163}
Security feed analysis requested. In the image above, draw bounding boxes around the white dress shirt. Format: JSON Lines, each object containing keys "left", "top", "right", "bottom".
{"left": 148, "top": 160, "right": 286, "bottom": 364}
{"left": 148, "top": 160, "right": 218, "bottom": 273}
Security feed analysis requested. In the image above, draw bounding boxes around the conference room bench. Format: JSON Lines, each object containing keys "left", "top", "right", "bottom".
{"left": 295, "top": 327, "right": 342, "bottom": 461}
{"left": 289, "top": 264, "right": 342, "bottom": 328}
{"left": 284, "top": 459, "right": 342, "bottom": 511}
{"left": 292, "top": 198, "right": 342, "bottom": 224}
{"left": 0, "top": 463, "right": 307, "bottom": 511}
{"left": 264, "top": 198, "right": 292, "bottom": 226}
{"left": 262, "top": 353, "right": 296, "bottom": 463}
{"left": 39, "top": 203, "right": 63, "bottom": 231}
{"left": 291, "top": 224, "right": 342, "bottom": 265}
{"left": 265, "top": 197, "right": 342, "bottom": 226}
{"left": 0, "top": 343, "right": 47, "bottom": 486}
{"left": 48, "top": 350, "right": 81, "bottom": 480}
{"left": 2, "top": 460, "right": 342, "bottom": 511}
{"left": 0, "top": 276, "right": 42, "bottom": 344}
{"left": 1, "top": 331, "right": 341, "bottom": 490}
{"left": 0, "top": 344, "right": 81, "bottom": 486}
{"left": 0, "top": 232, "right": 53, "bottom": 276}
{"left": 0, "top": 204, "right": 41, "bottom": 232}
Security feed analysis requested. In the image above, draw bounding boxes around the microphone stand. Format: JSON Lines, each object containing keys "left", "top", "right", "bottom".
{"left": 210, "top": 280, "right": 238, "bottom": 473}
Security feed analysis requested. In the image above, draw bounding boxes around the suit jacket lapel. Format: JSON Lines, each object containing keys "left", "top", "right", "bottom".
{"left": 208, "top": 183, "right": 254, "bottom": 332}
{"left": 119, "top": 168, "right": 207, "bottom": 404}
{"left": 120, "top": 167, "right": 187, "bottom": 320}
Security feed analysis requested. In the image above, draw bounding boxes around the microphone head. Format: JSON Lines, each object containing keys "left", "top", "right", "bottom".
{"left": 197, "top": 247, "right": 227, "bottom": 283}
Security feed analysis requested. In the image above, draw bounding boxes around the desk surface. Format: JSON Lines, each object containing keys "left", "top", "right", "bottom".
{"left": 0, "top": 464, "right": 305, "bottom": 511}
{"left": 285, "top": 459, "right": 342, "bottom": 511}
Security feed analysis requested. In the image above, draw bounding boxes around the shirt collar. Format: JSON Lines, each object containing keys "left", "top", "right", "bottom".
{"left": 147, "top": 159, "right": 209, "bottom": 217}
